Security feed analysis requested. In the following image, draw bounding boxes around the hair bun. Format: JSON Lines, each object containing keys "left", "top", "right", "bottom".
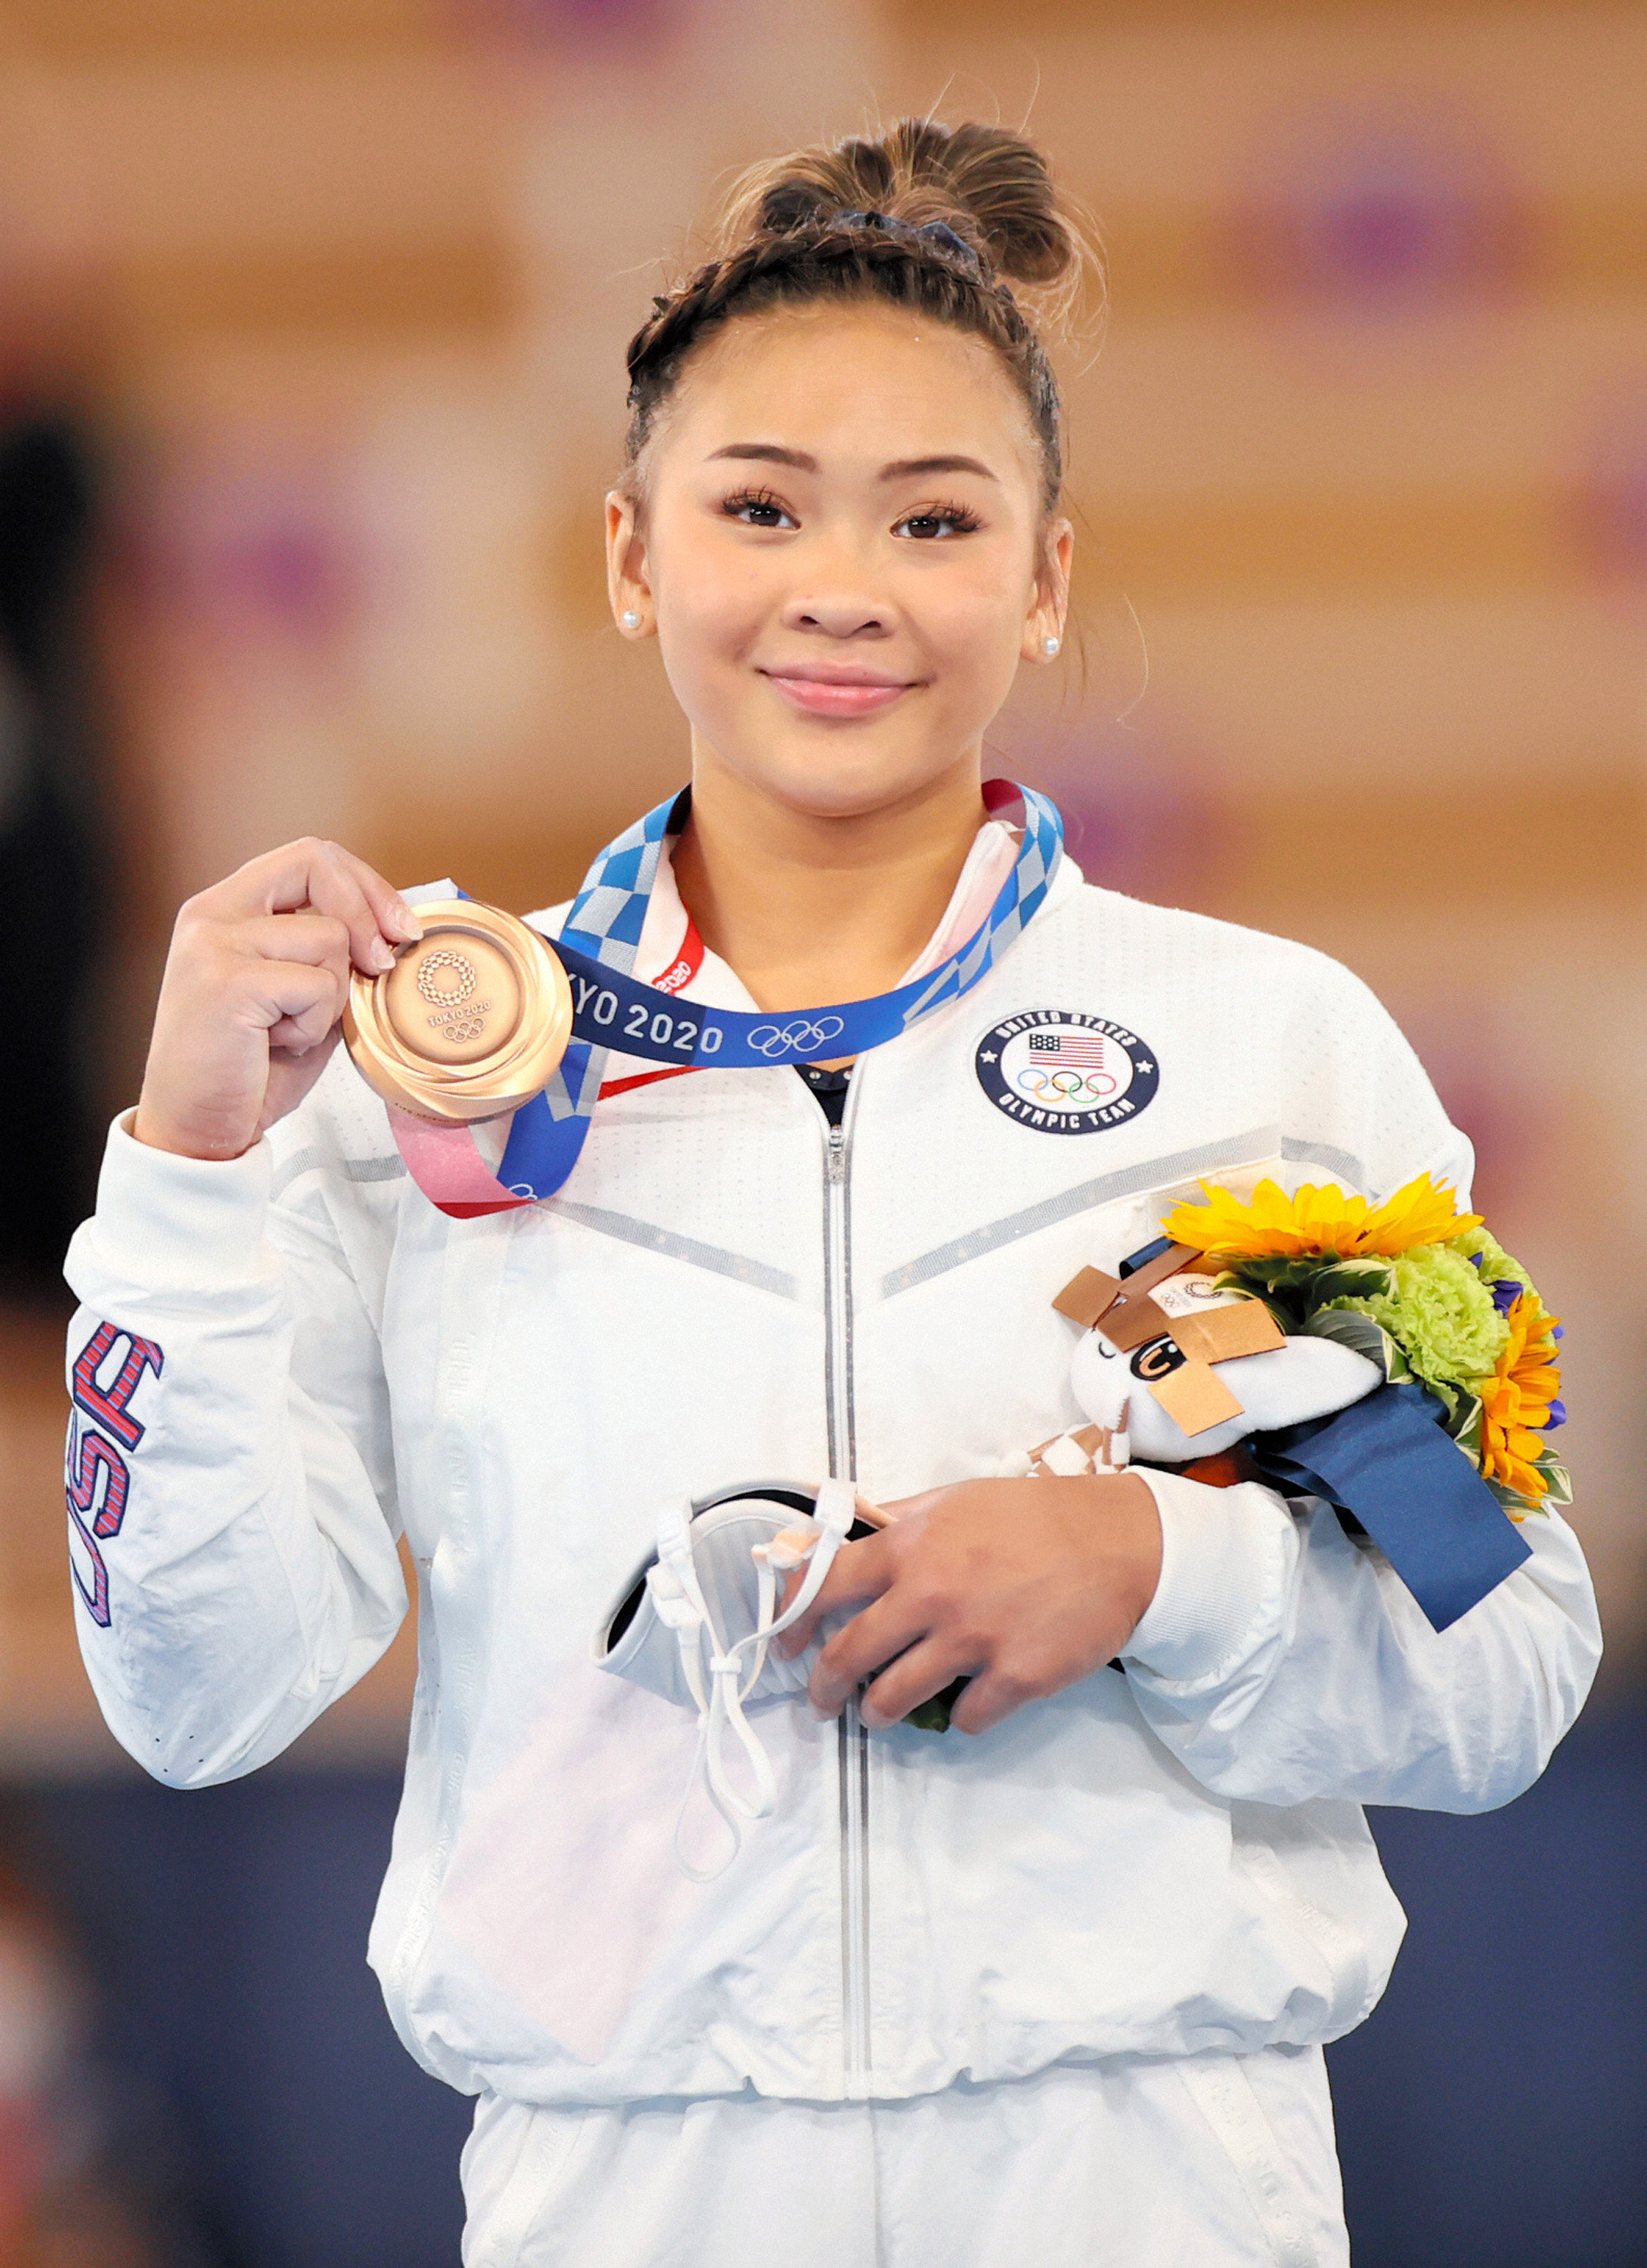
{"left": 721, "top": 118, "right": 1086, "bottom": 297}
{"left": 889, "top": 120, "right": 1075, "bottom": 289}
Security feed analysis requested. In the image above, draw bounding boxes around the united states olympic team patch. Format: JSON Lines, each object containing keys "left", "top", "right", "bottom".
{"left": 975, "top": 1009, "right": 1159, "bottom": 1134}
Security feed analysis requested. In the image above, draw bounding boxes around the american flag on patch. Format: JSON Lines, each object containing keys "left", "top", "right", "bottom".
{"left": 1028, "top": 1030, "right": 1106, "bottom": 1068}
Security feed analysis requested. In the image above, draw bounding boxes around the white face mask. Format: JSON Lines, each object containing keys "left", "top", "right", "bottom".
{"left": 594, "top": 1479, "right": 865, "bottom": 1880}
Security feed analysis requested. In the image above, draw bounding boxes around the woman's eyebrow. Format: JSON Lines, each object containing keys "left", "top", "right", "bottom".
{"left": 704, "top": 444, "right": 998, "bottom": 483}
{"left": 707, "top": 443, "right": 818, "bottom": 470}
{"left": 881, "top": 454, "right": 998, "bottom": 482}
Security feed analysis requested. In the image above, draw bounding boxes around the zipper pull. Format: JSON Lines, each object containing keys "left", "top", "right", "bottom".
{"left": 826, "top": 1126, "right": 847, "bottom": 1182}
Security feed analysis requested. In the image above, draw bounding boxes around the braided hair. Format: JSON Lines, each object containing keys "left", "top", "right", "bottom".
{"left": 622, "top": 120, "right": 1096, "bottom": 516}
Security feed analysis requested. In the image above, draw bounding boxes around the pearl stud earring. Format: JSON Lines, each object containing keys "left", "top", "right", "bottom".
{"left": 1043, "top": 634, "right": 1061, "bottom": 657}
{"left": 622, "top": 610, "right": 641, "bottom": 631}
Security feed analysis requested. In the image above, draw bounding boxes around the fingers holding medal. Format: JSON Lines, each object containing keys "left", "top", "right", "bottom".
{"left": 135, "top": 837, "right": 426, "bottom": 1161}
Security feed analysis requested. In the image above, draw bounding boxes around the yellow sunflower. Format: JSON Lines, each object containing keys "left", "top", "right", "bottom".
{"left": 1160, "top": 1173, "right": 1479, "bottom": 1263}
{"left": 1478, "top": 1295, "right": 1563, "bottom": 1509}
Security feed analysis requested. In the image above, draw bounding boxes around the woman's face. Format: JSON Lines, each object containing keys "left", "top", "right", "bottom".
{"left": 607, "top": 302, "right": 1071, "bottom": 822}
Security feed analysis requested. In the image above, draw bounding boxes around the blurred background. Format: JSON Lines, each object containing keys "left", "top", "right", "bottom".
{"left": 0, "top": 0, "right": 1642, "bottom": 2260}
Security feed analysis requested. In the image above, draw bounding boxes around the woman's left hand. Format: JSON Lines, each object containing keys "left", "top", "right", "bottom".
{"left": 777, "top": 1475, "right": 1162, "bottom": 1735}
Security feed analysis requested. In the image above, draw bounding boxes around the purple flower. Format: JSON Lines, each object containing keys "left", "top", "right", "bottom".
{"left": 1542, "top": 1399, "right": 1567, "bottom": 1431}
{"left": 1552, "top": 1325, "right": 1565, "bottom": 1342}
{"left": 1490, "top": 1278, "right": 1521, "bottom": 1316}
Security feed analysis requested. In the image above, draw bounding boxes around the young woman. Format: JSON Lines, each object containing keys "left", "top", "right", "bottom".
{"left": 65, "top": 122, "right": 1598, "bottom": 2266}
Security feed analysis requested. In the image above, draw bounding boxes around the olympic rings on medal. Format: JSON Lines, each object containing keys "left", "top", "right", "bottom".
{"left": 746, "top": 1015, "right": 848, "bottom": 1059}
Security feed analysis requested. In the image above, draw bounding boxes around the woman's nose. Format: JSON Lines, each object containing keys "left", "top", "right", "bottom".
{"left": 780, "top": 593, "right": 891, "bottom": 638}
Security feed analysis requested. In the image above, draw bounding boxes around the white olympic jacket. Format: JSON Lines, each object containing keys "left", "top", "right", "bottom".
{"left": 62, "top": 854, "right": 1600, "bottom": 2106}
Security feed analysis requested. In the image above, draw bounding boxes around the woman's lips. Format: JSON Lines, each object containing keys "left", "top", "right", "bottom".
{"left": 762, "top": 668, "right": 916, "bottom": 719}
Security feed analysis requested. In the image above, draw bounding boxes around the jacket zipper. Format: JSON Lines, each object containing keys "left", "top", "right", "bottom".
{"left": 822, "top": 1098, "right": 872, "bottom": 2096}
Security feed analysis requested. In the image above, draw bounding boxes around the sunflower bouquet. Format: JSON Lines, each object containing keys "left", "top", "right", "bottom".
{"left": 1158, "top": 1175, "right": 1569, "bottom": 1520}
{"left": 929, "top": 1172, "right": 1562, "bottom": 1731}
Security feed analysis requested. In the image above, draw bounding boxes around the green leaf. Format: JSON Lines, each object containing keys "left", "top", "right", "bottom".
{"left": 1307, "top": 1259, "right": 1396, "bottom": 1307}
{"left": 1485, "top": 1474, "right": 1552, "bottom": 1520}
{"left": 1303, "top": 1306, "right": 1395, "bottom": 1372}
{"left": 1449, "top": 1393, "right": 1485, "bottom": 1454}
{"left": 1530, "top": 1449, "right": 1572, "bottom": 1511}
{"left": 1221, "top": 1254, "right": 1356, "bottom": 1297}
{"left": 1212, "top": 1269, "right": 1299, "bottom": 1331}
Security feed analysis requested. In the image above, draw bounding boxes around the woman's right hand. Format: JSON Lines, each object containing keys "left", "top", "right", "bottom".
{"left": 132, "top": 838, "right": 423, "bottom": 1162}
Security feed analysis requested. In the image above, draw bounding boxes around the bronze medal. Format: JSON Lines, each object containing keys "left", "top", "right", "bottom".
{"left": 342, "top": 899, "right": 572, "bottom": 1123}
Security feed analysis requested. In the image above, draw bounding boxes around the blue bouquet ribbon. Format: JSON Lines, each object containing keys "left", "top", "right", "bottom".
{"left": 1248, "top": 1381, "right": 1532, "bottom": 1631}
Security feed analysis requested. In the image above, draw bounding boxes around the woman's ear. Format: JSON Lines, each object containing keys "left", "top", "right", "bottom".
{"left": 1021, "top": 516, "right": 1074, "bottom": 665}
{"left": 606, "top": 491, "right": 656, "bottom": 638}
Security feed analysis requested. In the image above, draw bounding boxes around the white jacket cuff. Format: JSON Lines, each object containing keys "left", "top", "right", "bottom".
{"left": 1121, "top": 1470, "right": 1295, "bottom": 1687}
{"left": 72, "top": 1111, "right": 274, "bottom": 1294}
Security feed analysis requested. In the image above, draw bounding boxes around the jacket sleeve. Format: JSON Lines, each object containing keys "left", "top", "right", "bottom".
{"left": 63, "top": 1112, "right": 408, "bottom": 1787}
{"left": 1118, "top": 947, "right": 1601, "bottom": 1811}
{"left": 1120, "top": 1473, "right": 1599, "bottom": 1811}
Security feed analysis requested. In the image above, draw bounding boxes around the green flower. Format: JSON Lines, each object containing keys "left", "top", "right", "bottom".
{"left": 1452, "top": 1234, "right": 1543, "bottom": 1325}
{"left": 1323, "top": 1244, "right": 1509, "bottom": 1397}
{"left": 1449, "top": 1224, "right": 1534, "bottom": 1300}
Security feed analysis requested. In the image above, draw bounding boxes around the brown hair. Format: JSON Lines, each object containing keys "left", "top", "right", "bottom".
{"left": 623, "top": 119, "right": 1096, "bottom": 514}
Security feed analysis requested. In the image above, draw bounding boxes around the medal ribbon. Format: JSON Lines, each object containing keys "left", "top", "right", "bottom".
{"left": 387, "top": 778, "right": 1062, "bottom": 1218}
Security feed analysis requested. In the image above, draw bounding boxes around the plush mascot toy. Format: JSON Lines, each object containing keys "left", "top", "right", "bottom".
{"left": 1000, "top": 1238, "right": 1382, "bottom": 1479}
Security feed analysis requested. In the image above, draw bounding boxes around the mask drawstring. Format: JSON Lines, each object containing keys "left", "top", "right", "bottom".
{"left": 656, "top": 1480, "right": 858, "bottom": 1880}
{"left": 743, "top": 1478, "right": 855, "bottom": 1688}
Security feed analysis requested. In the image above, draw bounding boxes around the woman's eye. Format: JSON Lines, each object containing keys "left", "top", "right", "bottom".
{"left": 895, "top": 507, "right": 981, "bottom": 541}
{"left": 724, "top": 491, "right": 796, "bottom": 530}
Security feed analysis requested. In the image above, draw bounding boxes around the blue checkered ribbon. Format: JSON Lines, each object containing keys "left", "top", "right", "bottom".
{"left": 493, "top": 779, "right": 1063, "bottom": 1199}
